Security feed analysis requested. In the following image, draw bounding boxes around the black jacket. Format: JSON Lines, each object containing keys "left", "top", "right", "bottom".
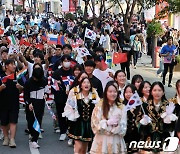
{"left": 24, "top": 77, "right": 48, "bottom": 105}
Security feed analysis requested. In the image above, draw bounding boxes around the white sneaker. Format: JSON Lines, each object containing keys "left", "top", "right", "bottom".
{"left": 38, "top": 133, "right": 43, "bottom": 139}
{"left": 67, "top": 139, "right": 73, "bottom": 146}
{"left": 59, "top": 134, "right": 66, "bottom": 141}
{"left": 29, "top": 134, "right": 32, "bottom": 140}
{"left": 55, "top": 129, "right": 60, "bottom": 133}
{"left": 30, "top": 141, "right": 40, "bottom": 149}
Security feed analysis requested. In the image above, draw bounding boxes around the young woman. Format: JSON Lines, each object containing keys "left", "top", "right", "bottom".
{"left": 62, "top": 77, "right": 100, "bottom": 154}
{"left": 170, "top": 80, "right": 180, "bottom": 137}
{"left": 138, "top": 81, "right": 151, "bottom": 103}
{"left": 90, "top": 81, "right": 127, "bottom": 154}
{"left": 24, "top": 63, "right": 48, "bottom": 149}
{"left": 170, "top": 80, "right": 180, "bottom": 117}
{"left": 160, "top": 37, "right": 177, "bottom": 87}
{"left": 137, "top": 81, "right": 152, "bottom": 153}
{"left": 123, "top": 84, "right": 140, "bottom": 153}
{"left": 131, "top": 74, "right": 144, "bottom": 90}
{"left": 68, "top": 71, "right": 88, "bottom": 99}
{"left": 132, "top": 35, "right": 141, "bottom": 69}
{"left": 141, "top": 82, "right": 176, "bottom": 153}
{"left": 114, "top": 70, "right": 127, "bottom": 101}
{"left": 72, "top": 64, "right": 83, "bottom": 78}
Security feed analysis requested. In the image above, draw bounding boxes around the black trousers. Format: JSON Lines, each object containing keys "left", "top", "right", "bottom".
{"left": 26, "top": 101, "right": 45, "bottom": 142}
{"left": 121, "top": 62, "right": 130, "bottom": 80}
{"left": 55, "top": 101, "right": 67, "bottom": 134}
{"left": 162, "top": 62, "right": 174, "bottom": 85}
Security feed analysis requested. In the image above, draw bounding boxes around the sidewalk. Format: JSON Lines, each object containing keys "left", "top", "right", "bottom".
{"left": 113, "top": 54, "right": 178, "bottom": 98}
{"left": 136, "top": 54, "right": 180, "bottom": 86}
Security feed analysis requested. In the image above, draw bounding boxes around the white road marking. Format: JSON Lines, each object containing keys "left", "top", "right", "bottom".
{"left": 29, "top": 142, "right": 40, "bottom": 154}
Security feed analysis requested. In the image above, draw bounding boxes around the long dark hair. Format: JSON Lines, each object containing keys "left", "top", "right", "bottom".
{"left": 70, "top": 71, "right": 88, "bottom": 90}
{"left": 176, "top": 79, "right": 180, "bottom": 96}
{"left": 72, "top": 64, "right": 83, "bottom": 76}
{"left": 123, "top": 84, "right": 137, "bottom": 104}
{"left": 138, "top": 81, "right": 151, "bottom": 97}
{"left": 131, "top": 74, "right": 144, "bottom": 85}
{"left": 148, "top": 81, "right": 167, "bottom": 102}
{"left": 79, "top": 77, "right": 92, "bottom": 93}
{"left": 102, "top": 81, "right": 119, "bottom": 120}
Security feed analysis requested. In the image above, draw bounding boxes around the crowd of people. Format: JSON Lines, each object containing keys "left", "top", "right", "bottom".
{"left": 0, "top": 10, "right": 180, "bottom": 154}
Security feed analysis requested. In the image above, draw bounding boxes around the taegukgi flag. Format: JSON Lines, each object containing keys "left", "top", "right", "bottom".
{"left": 85, "top": 28, "right": 97, "bottom": 40}
{"left": 126, "top": 91, "right": 142, "bottom": 111}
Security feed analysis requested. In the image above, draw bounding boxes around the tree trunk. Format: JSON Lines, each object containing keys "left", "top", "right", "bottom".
{"left": 12, "top": 0, "right": 15, "bottom": 12}
{"left": 83, "top": 1, "right": 89, "bottom": 20}
{"left": 152, "top": 36, "right": 157, "bottom": 67}
{"left": 123, "top": 16, "right": 130, "bottom": 37}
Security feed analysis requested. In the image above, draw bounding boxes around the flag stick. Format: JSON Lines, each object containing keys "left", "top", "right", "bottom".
{"left": 32, "top": 108, "right": 37, "bottom": 119}
{"left": 141, "top": 104, "right": 146, "bottom": 115}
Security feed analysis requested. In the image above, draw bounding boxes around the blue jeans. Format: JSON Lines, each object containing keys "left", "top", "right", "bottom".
{"left": 133, "top": 51, "right": 139, "bottom": 66}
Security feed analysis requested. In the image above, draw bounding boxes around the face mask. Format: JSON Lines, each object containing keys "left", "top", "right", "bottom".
{"left": 63, "top": 61, "right": 71, "bottom": 68}
{"left": 32, "top": 68, "right": 44, "bottom": 80}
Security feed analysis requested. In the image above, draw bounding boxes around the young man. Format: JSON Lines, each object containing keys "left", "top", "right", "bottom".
{"left": 84, "top": 60, "right": 103, "bottom": 98}
{"left": 120, "top": 37, "right": 134, "bottom": 81}
{"left": 93, "top": 55, "right": 115, "bottom": 90}
{"left": 20, "top": 51, "right": 49, "bottom": 77}
{"left": 52, "top": 54, "right": 73, "bottom": 141}
{"left": 0, "top": 59, "right": 24, "bottom": 148}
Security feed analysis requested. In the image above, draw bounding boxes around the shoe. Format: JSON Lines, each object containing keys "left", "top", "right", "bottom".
{"left": 29, "top": 134, "right": 32, "bottom": 140}
{"left": 67, "top": 139, "right": 73, "bottom": 146}
{"left": 30, "top": 141, "right": 40, "bottom": 149}
{"left": 55, "top": 129, "right": 60, "bottom": 133}
{"left": 38, "top": 133, "right": 43, "bottom": 139}
{"left": 162, "top": 81, "right": 165, "bottom": 85}
{"left": 134, "top": 66, "right": 136, "bottom": 69}
{"left": 40, "top": 128, "right": 44, "bottom": 133}
{"left": 2, "top": 137, "right": 9, "bottom": 146}
{"left": 59, "top": 134, "right": 66, "bottom": 141}
{"left": 0, "top": 131, "right": 4, "bottom": 140}
{"left": 25, "top": 128, "right": 29, "bottom": 134}
{"left": 168, "top": 84, "right": 172, "bottom": 87}
{"left": 9, "top": 138, "right": 16, "bottom": 148}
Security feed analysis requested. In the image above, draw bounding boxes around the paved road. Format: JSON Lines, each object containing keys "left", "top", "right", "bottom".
{"left": 0, "top": 108, "right": 74, "bottom": 154}
{"left": 0, "top": 55, "right": 178, "bottom": 154}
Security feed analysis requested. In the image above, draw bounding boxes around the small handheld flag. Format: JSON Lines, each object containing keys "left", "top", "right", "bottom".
{"left": 32, "top": 110, "right": 41, "bottom": 133}
{"left": 51, "top": 78, "right": 60, "bottom": 91}
{"left": 126, "top": 91, "right": 142, "bottom": 111}
{"left": 85, "top": 28, "right": 97, "bottom": 40}
{"left": 1, "top": 74, "right": 15, "bottom": 83}
{"left": 100, "top": 56, "right": 108, "bottom": 70}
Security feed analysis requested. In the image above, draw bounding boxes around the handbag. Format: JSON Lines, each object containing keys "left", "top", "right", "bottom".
{"left": 113, "top": 52, "right": 128, "bottom": 64}
{"left": 172, "top": 59, "right": 178, "bottom": 66}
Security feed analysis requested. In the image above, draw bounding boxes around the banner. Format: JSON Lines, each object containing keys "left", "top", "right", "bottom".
{"left": 62, "top": 0, "right": 69, "bottom": 12}
{"left": 69, "top": 0, "right": 76, "bottom": 12}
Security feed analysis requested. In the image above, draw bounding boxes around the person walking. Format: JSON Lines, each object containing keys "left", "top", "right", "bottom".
{"left": 24, "top": 63, "right": 48, "bottom": 149}
{"left": 160, "top": 37, "right": 177, "bottom": 87}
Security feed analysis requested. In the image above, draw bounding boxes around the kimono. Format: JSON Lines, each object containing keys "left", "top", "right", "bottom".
{"left": 62, "top": 88, "right": 100, "bottom": 142}
{"left": 90, "top": 101, "right": 127, "bottom": 154}
{"left": 141, "top": 100, "right": 176, "bottom": 152}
